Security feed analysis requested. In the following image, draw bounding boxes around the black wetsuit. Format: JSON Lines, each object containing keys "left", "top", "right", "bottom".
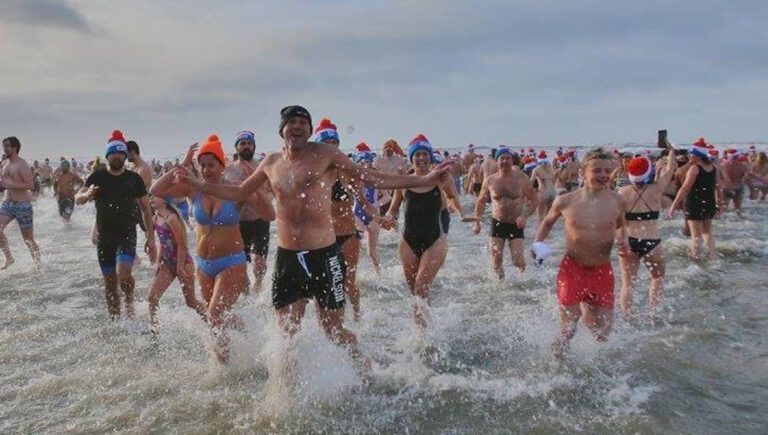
{"left": 403, "top": 187, "right": 443, "bottom": 257}
{"left": 85, "top": 170, "right": 147, "bottom": 274}
{"left": 684, "top": 164, "right": 717, "bottom": 221}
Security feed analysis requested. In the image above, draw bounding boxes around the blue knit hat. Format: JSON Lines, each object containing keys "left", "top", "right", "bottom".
{"left": 407, "top": 134, "right": 434, "bottom": 163}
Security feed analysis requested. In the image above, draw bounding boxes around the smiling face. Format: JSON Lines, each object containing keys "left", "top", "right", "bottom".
{"left": 412, "top": 150, "right": 432, "bottom": 173}
{"left": 582, "top": 158, "right": 614, "bottom": 189}
{"left": 197, "top": 153, "right": 224, "bottom": 181}
{"left": 281, "top": 117, "right": 312, "bottom": 146}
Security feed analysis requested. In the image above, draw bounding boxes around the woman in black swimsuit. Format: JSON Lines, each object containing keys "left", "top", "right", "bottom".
{"left": 617, "top": 151, "right": 676, "bottom": 318}
{"left": 669, "top": 143, "right": 723, "bottom": 260}
{"left": 383, "top": 135, "right": 469, "bottom": 330}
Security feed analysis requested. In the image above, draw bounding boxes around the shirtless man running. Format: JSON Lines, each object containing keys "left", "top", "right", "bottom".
{"left": 533, "top": 147, "right": 629, "bottom": 357}
{"left": 39, "top": 159, "right": 53, "bottom": 192}
{"left": 177, "top": 105, "right": 451, "bottom": 367}
{"left": 721, "top": 152, "right": 750, "bottom": 217}
{"left": 52, "top": 160, "right": 83, "bottom": 222}
{"left": 374, "top": 140, "right": 408, "bottom": 215}
{"left": 0, "top": 137, "right": 41, "bottom": 269}
{"left": 472, "top": 148, "right": 537, "bottom": 280}
{"left": 466, "top": 158, "right": 483, "bottom": 196}
{"left": 224, "top": 130, "right": 276, "bottom": 292}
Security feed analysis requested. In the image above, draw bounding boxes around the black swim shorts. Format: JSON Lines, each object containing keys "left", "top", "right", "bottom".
{"left": 272, "top": 243, "right": 346, "bottom": 310}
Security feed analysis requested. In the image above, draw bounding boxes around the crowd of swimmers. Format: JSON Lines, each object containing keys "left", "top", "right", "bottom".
{"left": 2, "top": 108, "right": 768, "bottom": 366}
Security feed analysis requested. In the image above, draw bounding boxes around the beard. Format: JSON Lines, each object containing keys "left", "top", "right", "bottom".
{"left": 108, "top": 159, "right": 125, "bottom": 171}
{"left": 238, "top": 149, "right": 254, "bottom": 161}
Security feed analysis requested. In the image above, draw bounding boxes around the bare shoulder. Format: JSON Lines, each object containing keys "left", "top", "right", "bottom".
{"left": 554, "top": 190, "right": 575, "bottom": 209}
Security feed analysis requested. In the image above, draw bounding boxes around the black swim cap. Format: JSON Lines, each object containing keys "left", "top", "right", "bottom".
{"left": 279, "top": 105, "right": 312, "bottom": 137}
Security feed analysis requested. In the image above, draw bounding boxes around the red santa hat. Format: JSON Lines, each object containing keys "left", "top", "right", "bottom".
{"left": 356, "top": 142, "right": 371, "bottom": 152}
{"left": 627, "top": 156, "right": 653, "bottom": 184}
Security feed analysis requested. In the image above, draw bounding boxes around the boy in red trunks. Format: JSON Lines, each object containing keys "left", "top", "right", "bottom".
{"left": 532, "top": 147, "right": 629, "bottom": 358}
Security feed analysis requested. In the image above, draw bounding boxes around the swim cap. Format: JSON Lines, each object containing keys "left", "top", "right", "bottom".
{"left": 234, "top": 130, "right": 255, "bottom": 147}
{"left": 313, "top": 118, "right": 340, "bottom": 144}
{"left": 494, "top": 147, "right": 514, "bottom": 160}
{"left": 355, "top": 151, "right": 376, "bottom": 164}
{"left": 407, "top": 134, "right": 434, "bottom": 163}
{"left": 198, "top": 134, "right": 226, "bottom": 166}
{"left": 105, "top": 130, "right": 127, "bottom": 158}
{"left": 279, "top": 105, "right": 312, "bottom": 137}
{"left": 627, "top": 156, "right": 653, "bottom": 184}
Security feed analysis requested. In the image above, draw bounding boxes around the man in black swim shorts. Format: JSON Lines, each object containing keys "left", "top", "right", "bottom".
{"left": 472, "top": 147, "right": 537, "bottom": 281}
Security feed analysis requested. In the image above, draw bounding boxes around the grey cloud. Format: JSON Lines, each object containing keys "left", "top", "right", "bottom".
{"left": 0, "top": 0, "right": 93, "bottom": 33}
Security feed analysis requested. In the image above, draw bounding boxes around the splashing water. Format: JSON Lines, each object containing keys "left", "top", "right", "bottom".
{"left": 1, "top": 193, "right": 766, "bottom": 433}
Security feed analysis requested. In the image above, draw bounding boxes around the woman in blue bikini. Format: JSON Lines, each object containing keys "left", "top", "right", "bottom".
{"left": 151, "top": 135, "right": 274, "bottom": 362}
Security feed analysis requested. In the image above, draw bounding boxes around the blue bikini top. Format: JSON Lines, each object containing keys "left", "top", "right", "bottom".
{"left": 193, "top": 192, "right": 239, "bottom": 226}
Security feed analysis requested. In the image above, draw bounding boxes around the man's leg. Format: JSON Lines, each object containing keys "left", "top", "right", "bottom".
{"left": 581, "top": 304, "right": 614, "bottom": 342}
{"left": 20, "top": 228, "right": 41, "bottom": 267}
{"left": 489, "top": 237, "right": 505, "bottom": 280}
{"left": 116, "top": 260, "right": 136, "bottom": 319}
{"left": 0, "top": 214, "right": 14, "bottom": 269}
{"left": 277, "top": 299, "right": 308, "bottom": 336}
{"left": 509, "top": 238, "right": 526, "bottom": 273}
{"left": 553, "top": 304, "right": 581, "bottom": 358}
{"left": 317, "top": 306, "right": 362, "bottom": 361}
{"left": 103, "top": 273, "right": 121, "bottom": 320}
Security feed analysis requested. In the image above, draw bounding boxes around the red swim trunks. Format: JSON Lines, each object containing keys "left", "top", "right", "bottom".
{"left": 556, "top": 255, "right": 615, "bottom": 309}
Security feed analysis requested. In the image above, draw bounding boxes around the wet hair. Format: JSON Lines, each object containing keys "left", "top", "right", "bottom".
{"left": 126, "top": 140, "right": 140, "bottom": 155}
{"left": 2, "top": 136, "right": 21, "bottom": 152}
{"left": 583, "top": 147, "right": 614, "bottom": 165}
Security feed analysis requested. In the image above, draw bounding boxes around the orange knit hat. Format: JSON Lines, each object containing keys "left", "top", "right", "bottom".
{"left": 198, "top": 134, "right": 226, "bottom": 166}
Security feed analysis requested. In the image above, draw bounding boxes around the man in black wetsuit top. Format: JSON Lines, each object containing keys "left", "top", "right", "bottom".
{"left": 76, "top": 130, "right": 156, "bottom": 321}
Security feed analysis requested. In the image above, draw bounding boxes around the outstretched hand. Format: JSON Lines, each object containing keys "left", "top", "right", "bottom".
{"left": 424, "top": 160, "right": 454, "bottom": 185}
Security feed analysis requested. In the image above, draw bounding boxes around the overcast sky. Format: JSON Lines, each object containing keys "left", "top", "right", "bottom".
{"left": 1, "top": 0, "right": 767, "bottom": 159}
